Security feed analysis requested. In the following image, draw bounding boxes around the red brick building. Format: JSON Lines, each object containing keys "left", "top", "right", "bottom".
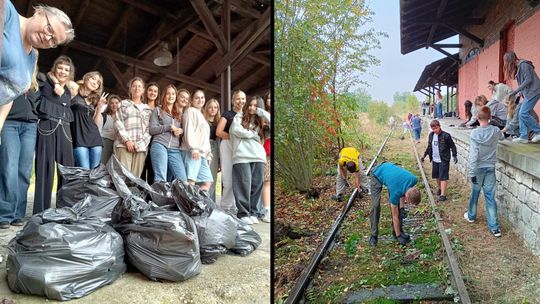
{"left": 400, "top": 0, "right": 540, "bottom": 118}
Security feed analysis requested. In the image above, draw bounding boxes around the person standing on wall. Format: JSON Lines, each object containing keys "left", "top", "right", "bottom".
{"left": 503, "top": 51, "right": 540, "bottom": 143}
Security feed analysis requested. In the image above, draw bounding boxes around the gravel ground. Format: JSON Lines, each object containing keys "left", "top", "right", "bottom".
{"left": 0, "top": 193, "right": 271, "bottom": 304}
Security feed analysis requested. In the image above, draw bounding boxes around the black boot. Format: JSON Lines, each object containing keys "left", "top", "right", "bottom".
{"left": 369, "top": 235, "right": 378, "bottom": 246}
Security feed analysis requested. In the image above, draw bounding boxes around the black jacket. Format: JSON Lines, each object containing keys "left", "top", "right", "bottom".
{"left": 7, "top": 90, "right": 40, "bottom": 122}
{"left": 423, "top": 130, "right": 457, "bottom": 163}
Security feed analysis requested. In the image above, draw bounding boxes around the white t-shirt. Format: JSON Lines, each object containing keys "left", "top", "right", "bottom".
{"left": 432, "top": 133, "right": 441, "bottom": 163}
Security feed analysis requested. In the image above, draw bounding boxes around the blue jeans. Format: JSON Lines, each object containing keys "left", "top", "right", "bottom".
{"left": 74, "top": 146, "right": 102, "bottom": 169}
{"left": 413, "top": 128, "right": 421, "bottom": 141}
{"left": 0, "top": 121, "right": 37, "bottom": 223}
{"left": 436, "top": 102, "right": 444, "bottom": 118}
{"left": 150, "top": 143, "right": 186, "bottom": 182}
{"left": 466, "top": 167, "right": 500, "bottom": 231}
{"left": 183, "top": 151, "right": 214, "bottom": 183}
{"left": 518, "top": 94, "right": 540, "bottom": 139}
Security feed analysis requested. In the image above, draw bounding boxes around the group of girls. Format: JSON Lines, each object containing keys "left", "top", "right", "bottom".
{"left": 23, "top": 55, "right": 271, "bottom": 225}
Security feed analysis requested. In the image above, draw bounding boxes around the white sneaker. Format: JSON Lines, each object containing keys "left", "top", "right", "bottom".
{"left": 240, "top": 217, "right": 254, "bottom": 225}
{"left": 463, "top": 212, "right": 474, "bottom": 223}
{"left": 512, "top": 137, "right": 529, "bottom": 144}
{"left": 250, "top": 216, "right": 259, "bottom": 224}
{"left": 531, "top": 133, "right": 540, "bottom": 143}
{"left": 261, "top": 213, "right": 270, "bottom": 223}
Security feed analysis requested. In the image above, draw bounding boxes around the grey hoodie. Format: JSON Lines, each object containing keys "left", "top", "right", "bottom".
{"left": 468, "top": 124, "right": 504, "bottom": 178}
{"left": 510, "top": 60, "right": 540, "bottom": 100}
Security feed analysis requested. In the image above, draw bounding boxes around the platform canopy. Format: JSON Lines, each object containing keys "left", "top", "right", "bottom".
{"left": 14, "top": 0, "right": 271, "bottom": 104}
{"left": 400, "top": 0, "right": 485, "bottom": 58}
{"left": 414, "top": 53, "right": 459, "bottom": 94}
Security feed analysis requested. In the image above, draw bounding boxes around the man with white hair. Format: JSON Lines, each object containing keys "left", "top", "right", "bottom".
{"left": 1, "top": 0, "right": 75, "bottom": 134}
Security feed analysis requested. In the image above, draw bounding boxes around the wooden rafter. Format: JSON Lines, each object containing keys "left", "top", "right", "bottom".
{"left": 60, "top": 0, "right": 90, "bottom": 54}
{"left": 69, "top": 40, "right": 221, "bottom": 93}
{"left": 215, "top": 0, "right": 261, "bottom": 19}
{"left": 120, "top": 0, "right": 176, "bottom": 19}
{"left": 136, "top": 11, "right": 200, "bottom": 59}
{"left": 92, "top": 5, "right": 134, "bottom": 70}
{"left": 186, "top": 47, "right": 218, "bottom": 76}
{"left": 430, "top": 45, "right": 460, "bottom": 63}
{"left": 189, "top": 0, "right": 227, "bottom": 54}
{"left": 104, "top": 58, "right": 129, "bottom": 93}
{"left": 234, "top": 63, "right": 262, "bottom": 88}
{"left": 443, "top": 24, "right": 484, "bottom": 47}
{"left": 214, "top": 7, "right": 270, "bottom": 75}
{"left": 425, "top": 0, "right": 448, "bottom": 48}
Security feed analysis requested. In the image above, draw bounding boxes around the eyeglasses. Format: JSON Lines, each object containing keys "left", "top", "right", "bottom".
{"left": 43, "top": 11, "right": 58, "bottom": 48}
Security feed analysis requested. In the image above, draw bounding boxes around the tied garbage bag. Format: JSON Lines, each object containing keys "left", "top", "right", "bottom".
{"left": 149, "top": 182, "right": 180, "bottom": 211}
{"left": 70, "top": 195, "right": 120, "bottom": 224}
{"left": 192, "top": 208, "right": 237, "bottom": 264}
{"left": 57, "top": 164, "right": 120, "bottom": 208}
{"left": 229, "top": 218, "right": 263, "bottom": 256}
{"left": 171, "top": 179, "right": 216, "bottom": 216}
{"left": 6, "top": 208, "right": 126, "bottom": 301}
{"left": 112, "top": 198, "right": 202, "bottom": 282}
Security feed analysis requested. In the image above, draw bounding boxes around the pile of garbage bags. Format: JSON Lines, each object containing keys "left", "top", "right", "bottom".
{"left": 6, "top": 156, "right": 262, "bottom": 300}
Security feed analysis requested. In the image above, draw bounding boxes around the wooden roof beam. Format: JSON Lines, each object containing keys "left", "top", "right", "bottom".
{"left": 189, "top": 0, "right": 227, "bottom": 54}
{"left": 234, "top": 63, "right": 262, "bottom": 89}
{"left": 92, "top": 6, "right": 134, "bottom": 70}
{"left": 443, "top": 24, "right": 484, "bottom": 47}
{"left": 430, "top": 45, "right": 461, "bottom": 63}
{"left": 426, "top": 0, "right": 448, "bottom": 48}
{"left": 69, "top": 40, "right": 221, "bottom": 93}
{"left": 105, "top": 58, "right": 129, "bottom": 94}
{"left": 432, "top": 43, "right": 462, "bottom": 48}
{"left": 135, "top": 7, "right": 201, "bottom": 58}
{"left": 214, "top": 7, "right": 270, "bottom": 75}
{"left": 186, "top": 47, "right": 218, "bottom": 76}
{"left": 120, "top": 0, "right": 177, "bottom": 19}
{"left": 60, "top": 0, "right": 90, "bottom": 54}
{"left": 412, "top": 17, "right": 485, "bottom": 26}
{"left": 215, "top": 0, "right": 262, "bottom": 19}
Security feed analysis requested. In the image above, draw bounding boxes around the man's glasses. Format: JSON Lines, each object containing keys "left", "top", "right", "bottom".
{"left": 43, "top": 11, "right": 58, "bottom": 48}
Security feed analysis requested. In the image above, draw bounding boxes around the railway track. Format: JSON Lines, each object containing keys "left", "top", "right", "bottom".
{"left": 284, "top": 125, "right": 472, "bottom": 303}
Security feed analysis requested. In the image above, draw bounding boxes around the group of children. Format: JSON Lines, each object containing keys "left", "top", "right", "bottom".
{"left": 335, "top": 102, "right": 507, "bottom": 246}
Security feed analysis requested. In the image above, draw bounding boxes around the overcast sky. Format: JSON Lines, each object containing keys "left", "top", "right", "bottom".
{"left": 360, "top": 0, "right": 458, "bottom": 103}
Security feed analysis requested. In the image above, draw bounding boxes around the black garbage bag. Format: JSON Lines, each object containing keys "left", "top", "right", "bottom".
{"left": 149, "top": 182, "right": 180, "bottom": 211}
{"left": 71, "top": 194, "right": 121, "bottom": 224}
{"left": 112, "top": 198, "right": 201, "bottom": 282}
{"left": 192, "top": 208, "right": 237, "bottom": 264}
{"left": 56, "top": 164, "right": 120, "bottom": 209}
{"left": 107, "top": 156, "right": 153, "bottom": 200}
{"left": 6, "top": 208, "right": 126, "bottom": 301}
{"left": 171, "top": 180, "right": 216, "bottom": 216}
{"left": 229, "top": 218, "right": 263, "bottom": 256}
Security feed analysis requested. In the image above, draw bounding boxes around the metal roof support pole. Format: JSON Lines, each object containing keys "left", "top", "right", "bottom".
{"left": 220, "top": 0, "right": 231, "bottom": 111}
{"left": 446, "top": 85, "right": 449, "bottom": 114}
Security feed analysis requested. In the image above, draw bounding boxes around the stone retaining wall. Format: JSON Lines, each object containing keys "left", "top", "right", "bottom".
{"left": 451, "top": 130, "right": 540, "bottom": 256}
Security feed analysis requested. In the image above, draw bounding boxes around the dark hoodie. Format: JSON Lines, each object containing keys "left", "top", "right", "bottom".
{"left": 510, "top": 60, "right": 540, "bottom": 100}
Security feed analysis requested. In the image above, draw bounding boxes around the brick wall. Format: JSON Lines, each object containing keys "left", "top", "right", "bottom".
{"left": 457, "top": 0, "right": 540, "bottom": 116}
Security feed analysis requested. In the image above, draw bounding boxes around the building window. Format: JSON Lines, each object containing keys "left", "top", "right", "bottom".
{"left": 464, "top": 48, "right": 480, "bottom": 63}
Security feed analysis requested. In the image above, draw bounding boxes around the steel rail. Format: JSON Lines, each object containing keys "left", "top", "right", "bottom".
{"left": 285, "top": 128, "right": 394, "bottom": 304}
{"left": 405, "top": 127, "right": 471, "bottom": 303}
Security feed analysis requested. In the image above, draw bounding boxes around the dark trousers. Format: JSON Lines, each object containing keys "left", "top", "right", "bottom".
{"left": 232, "top": 162, "right": 264, "bottom": 218}
{"left": 34, "top": 119, "right": 74, "bottom": 214}
{"left": 140, "top": 141, "right": 155, "bottom": 185}
{"left": 369, "top": 173, "right": 384, "bottom": 237}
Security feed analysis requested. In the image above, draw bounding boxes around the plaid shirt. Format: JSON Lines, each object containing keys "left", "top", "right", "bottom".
{"left": 114, "top": 99, "right": 152, "bottom": 152}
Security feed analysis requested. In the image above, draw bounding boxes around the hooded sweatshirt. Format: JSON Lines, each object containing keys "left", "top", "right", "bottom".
{"left": 485, "top": 99, "right": 507, "bottom": 120}
{"left": 510, "top": 60, "right": 540, "bottom": 100}
{"left": 468, "top": 124, "right": 504, "bottom": 178}
{"left": 230, "top": 108, "right": 270, "bottom": 165}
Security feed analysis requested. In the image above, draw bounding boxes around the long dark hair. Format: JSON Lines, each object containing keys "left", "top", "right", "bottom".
{"left": 241, "top": 96, "right": 265, "bottom": 142}
{"left": 464, "top": 100, "right": 473, "bottom": 120}
{"left": 503, "top": 51, "right": 518, "bottom": 81}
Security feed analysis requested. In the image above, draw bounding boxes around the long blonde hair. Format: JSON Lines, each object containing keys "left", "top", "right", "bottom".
{"left": 503, "top": 51, "right": 518, "bottom": 81}
{"left": 78, "top": 71, "right": 104, "bottom": 106}
{"left": 203, "top": 98, "right": 221, "bottom": 124}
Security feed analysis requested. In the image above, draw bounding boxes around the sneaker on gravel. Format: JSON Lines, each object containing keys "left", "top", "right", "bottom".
{"left": 438, "top": 195, "right": 447, "bottom": 202}
{"left": 512, "top": 137, "right": 529, "bottom": 144}
{"left": 492, "top": 229, "right": 502, "bottom": 237}
{"left": 0, "top": 221, "right": 10, "bottom": 229}
{"left": 463, "top": 212, "right": 474, "bottom": 223}
{"left": 532, "top": 133, "right": 540, "bottom": 143}
{"left": 240, "top": 217, "right": 254, "bottom": 225}
{"left": 249, "top": 216, "right": 259, "bottom": 224}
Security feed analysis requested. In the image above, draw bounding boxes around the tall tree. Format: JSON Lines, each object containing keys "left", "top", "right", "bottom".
{"left": 275, "top": 0, "right": 384, "bottom": 191}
